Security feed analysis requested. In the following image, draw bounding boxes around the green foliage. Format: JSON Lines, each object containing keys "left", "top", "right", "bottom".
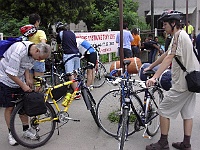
{"left": 108, "top": 109, "right": 136, "bottom": 123}
{"left": 0, "top": 14, "right": 29, "bottom": 37}
{"left": 91, "top": 0, "right": 140, "bottom": 31}
{"left": 0, "top": 0, "right": 94, "bottom": 29}
{"left": 0, "top": 0, "right": 150, "bottom": 37}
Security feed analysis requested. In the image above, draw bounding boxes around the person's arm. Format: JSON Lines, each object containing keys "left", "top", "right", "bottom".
{"left": 24, "top": 69, "right": 33, "bottom": 89}
{"left": 146, "top": 53, "right": 174, "bottom": 87}
{"left": 116, "top": 33, "right": 119, "bottom": 43}
{"left": 7, "top": 74, "right": 32, "bottom": 92}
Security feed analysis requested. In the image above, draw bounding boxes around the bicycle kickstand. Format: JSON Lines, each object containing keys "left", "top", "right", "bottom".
{"left": 142, "top": 124, "right": 152, "bottom": 139}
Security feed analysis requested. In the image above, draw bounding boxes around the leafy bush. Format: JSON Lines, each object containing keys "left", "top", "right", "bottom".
{"left": 0, "top": 14, "right": 29, "bottom": 37}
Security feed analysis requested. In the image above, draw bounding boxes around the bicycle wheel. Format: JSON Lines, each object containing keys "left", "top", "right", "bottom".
{"left": 93, "top": 61, "right": 106, "bottom": 88}
{"left": 118, "top": 108, "right": 128, "bottom": 150}
{"left": 81, "top": 88, "right": 99, "bottom": 127}
{"left": 146, "top": 88, "right": 163, "bottom": 136}
{"left": 10, "top": 101, "right": 57, "bottom": 148}
{"left": 96, "top": 89, "right": 136, "bottom": 137}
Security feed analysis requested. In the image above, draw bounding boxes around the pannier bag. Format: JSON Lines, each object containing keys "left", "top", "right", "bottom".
{"left": 23, "top": 92, "right": 47, "bottom": 117}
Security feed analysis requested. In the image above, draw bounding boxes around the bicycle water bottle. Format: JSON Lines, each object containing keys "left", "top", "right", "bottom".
{"left": 62, "top": 93, "right": 72, "bottom": 107}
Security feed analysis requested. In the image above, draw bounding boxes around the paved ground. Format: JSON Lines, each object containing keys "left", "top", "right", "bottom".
{"left": 0, "top": 62, "right": 200, "bottom": 150}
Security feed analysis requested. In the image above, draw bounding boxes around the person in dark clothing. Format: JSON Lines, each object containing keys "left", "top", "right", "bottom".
{"left": 56, "top": 22, "right": 81, "bottom": 99}
{"left": 196, "top": 33, "right": 200, "bottom": 60}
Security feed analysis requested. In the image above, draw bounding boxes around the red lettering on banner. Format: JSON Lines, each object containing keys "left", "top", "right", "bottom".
{"left": 76, "top": 34, "right": 116, "bottom": 41}
{"left": 100, "top": 48, "right": 112, "bottom": 53}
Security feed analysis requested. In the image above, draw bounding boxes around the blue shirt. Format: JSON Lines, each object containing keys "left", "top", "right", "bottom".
{"left": 116, "top": 30, "right": 133, "bottom": 50}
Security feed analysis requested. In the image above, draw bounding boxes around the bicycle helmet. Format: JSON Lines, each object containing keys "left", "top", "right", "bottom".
{"left": 158, "top": 10, "right": 183, "bottom": 22}
{"left": 56, "top": 22, "right": 68, "bottom": 33}
{"left": 20, "top": 25, "right": 37, "bottom": 37}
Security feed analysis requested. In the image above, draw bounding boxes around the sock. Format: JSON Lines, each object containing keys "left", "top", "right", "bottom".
{"left": 8, "top": 128, "right": 11, "bottom": 133}
{"left": 159, "top": 134, "right": 168, "bottom": 146}
{"left": 183, "top": 135, "right": 191, "bottom": 147}
{"left": 23, "top": 125, "right": 29, "bottom": 131}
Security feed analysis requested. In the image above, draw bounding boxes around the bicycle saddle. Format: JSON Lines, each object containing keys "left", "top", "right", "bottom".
{"left": 143, "top": 70, "right": 155, "bottom": 76}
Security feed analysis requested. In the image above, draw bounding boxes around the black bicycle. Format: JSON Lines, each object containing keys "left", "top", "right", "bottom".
{"left": 96, "top": 60, "right": 164, "bottom": 150}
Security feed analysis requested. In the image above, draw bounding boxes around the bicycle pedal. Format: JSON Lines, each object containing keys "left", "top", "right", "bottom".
{"left": 73, "top": 119, "right": 80, "bottom": 122}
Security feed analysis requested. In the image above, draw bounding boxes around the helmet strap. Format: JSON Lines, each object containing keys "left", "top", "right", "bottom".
{"left": 169, "top": 21, "right": 176, "bottom": 32}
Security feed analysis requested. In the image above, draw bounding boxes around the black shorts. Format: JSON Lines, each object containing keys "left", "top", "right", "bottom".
{"left": 0, "top": 82, "right": 24, "bottom": 107}
{"left": 85, "top": 52, "right": 97, "bottom": 69}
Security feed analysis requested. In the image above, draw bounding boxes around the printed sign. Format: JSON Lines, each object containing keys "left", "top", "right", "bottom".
{"left": 75, "top": 31, "right": 119, "bottom": 54}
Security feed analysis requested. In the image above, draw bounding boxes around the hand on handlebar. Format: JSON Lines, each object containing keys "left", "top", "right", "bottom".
{"left": 146, "top": 77, "right": 157, "bottom": 87}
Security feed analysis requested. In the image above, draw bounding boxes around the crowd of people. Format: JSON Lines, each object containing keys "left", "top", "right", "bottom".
{"left": 0, "top": 9, "right": 200, "bottom": 150}
{"left": 116, "top": 23, "right": 165, "bottom": 64}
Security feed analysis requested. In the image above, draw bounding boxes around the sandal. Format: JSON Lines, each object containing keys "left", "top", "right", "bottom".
{"left": 172, "top": 142, "right": 191, "bottom": 150}
{"left": 146, "top": 141, "right": 169, "bottom": 150}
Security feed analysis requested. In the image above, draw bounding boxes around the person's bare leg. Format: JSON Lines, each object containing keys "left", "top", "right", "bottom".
{"left": 160, "top": 115, "right": 170, "bottom": 135}
{"left": 183, "top": 119, "right": 193, "bottom": 136}
{"left": 182, "top": 119, "right": 192, "bottom": 146}
{"left": 4, "top": 107, "right": 14, "bottom": 129}
{"left": 146, "top": 116, "right": 170, "bottom": 149}
{"left": 86, "top": 69, "right": 93, "bottom": 87}
{"left": 69, "top": 75, "right": 77, "bottom": 90}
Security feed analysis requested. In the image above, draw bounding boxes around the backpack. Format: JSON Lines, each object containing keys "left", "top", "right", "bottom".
{"left": 0, "top": 37, "right": 23, "bottom": 58}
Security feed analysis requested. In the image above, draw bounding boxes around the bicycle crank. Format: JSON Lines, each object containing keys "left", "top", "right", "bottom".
{"left": 58, "top": 111, "right": 80, "bottom": 123}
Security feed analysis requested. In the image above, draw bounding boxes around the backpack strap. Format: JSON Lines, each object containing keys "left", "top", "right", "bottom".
{"left": 193, "top": 46, "right": 200, "bottom": 63}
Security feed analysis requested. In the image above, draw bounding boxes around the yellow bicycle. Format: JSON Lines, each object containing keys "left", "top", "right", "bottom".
{"left": 10, "top": 66, "right": 99, "bottom": 148}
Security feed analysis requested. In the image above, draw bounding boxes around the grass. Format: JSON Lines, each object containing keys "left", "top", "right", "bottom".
{"left": 108, "top": 109, "right": 137, "bottom": 123}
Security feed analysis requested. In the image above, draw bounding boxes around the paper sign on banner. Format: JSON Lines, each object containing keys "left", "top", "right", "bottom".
{"left": 75, "top": 31, "right": 119, "bottom": 54}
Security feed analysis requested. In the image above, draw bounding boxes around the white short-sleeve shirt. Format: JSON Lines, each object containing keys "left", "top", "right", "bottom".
{"left": 168, "top": 30, "right": 199, "bottom": 92}
{"left": 0, "top": 41, "right": 35, "bottom": 88}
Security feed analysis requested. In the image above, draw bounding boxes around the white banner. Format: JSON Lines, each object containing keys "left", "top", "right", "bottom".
{"left": 75, "top": 31, "right": 119, "bottom": 54}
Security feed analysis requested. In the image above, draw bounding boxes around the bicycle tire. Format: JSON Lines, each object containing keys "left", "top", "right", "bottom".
{"left": 96, "top": 89, "right": 136, "bottom": 137}
{"left": 10, "top": 101, "right": 57, "bottom": 148}
{"left": 93, "top": 61, "right": 106, "bottom": 88}
{"left": 146, "top": 88, "right": 163, "bottom": 136}
{"left": 118, "top": 108, "right": 128, "bottom": 150}
{"left": 81, "top": 88, "right": 99, "bottom": 127}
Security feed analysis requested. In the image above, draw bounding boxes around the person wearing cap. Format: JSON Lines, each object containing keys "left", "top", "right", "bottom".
{"left": 0, "top": 41, "right": 51, "bottom": 146}
{"left": 144, "top": 10, "right": 199, "bottom": 150}
{"left": 56, "top": 22, "right": 81, "bottom": 99}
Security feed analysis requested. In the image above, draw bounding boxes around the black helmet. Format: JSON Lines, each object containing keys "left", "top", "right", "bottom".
{"left": 55, "top": 22, "right": 68, "bottom": 33}
{"left": 158, "top": 10, "right": 183, "bottom": 22}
